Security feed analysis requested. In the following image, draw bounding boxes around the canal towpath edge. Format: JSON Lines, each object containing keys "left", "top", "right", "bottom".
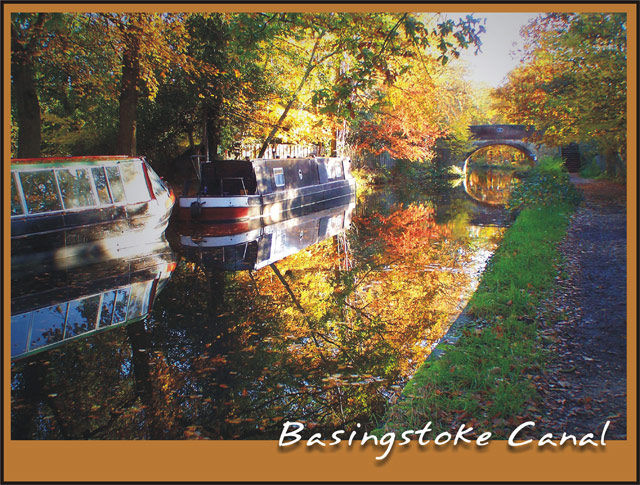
{"left": 381, "top": 174, "right": 628, "bottom": 439}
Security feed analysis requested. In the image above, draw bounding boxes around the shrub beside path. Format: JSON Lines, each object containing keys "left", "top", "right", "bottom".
{"left": 532, "top": 175, "right": 627, "bottom": 439}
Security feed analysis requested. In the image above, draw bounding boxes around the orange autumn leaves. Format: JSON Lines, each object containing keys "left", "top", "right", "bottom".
{"left": 245, "top": 202, "right": 463, "bottom": 383}
{"left": 492, "top": 13, "right": 627, "bottom": 173}
{"left": 374, "top": 203, "right": 446, "bottom": 258}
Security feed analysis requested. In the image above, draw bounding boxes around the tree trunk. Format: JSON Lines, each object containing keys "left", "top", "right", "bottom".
{"left": 12, "top": 62, "right": 41, "bottom": 158}
{"left": 330, "top": 134, "right": 337, "bottom": 157}
{"left": 604, "top": 147, "right": 621, "bottom": 178}
{"left": 11, "top": 23, "right": 42, "bottom": 158}
{"left": 201, "top": 105, "right": 209, "bottom": 159}
{"left": 116, "top": 32, "right": 141, "bottom": 155}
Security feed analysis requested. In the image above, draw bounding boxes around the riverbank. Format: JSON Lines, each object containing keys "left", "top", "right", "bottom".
{"left": 375, "top": 160, "right": 590, "bottom": 437}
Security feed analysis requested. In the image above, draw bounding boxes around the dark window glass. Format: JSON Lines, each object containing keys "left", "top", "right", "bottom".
{"left": 92, "top": 167, "right": 112, "bottom": 205}
{"left": 112, "top": 288, "right": 130, "bottom": 324}
{"left": 30, "top": 304, "right": 67, "bottom": 350}
{"left": 64, "top": 295, "right": 100, "bottom": 338}
{"left": 98, "top": 290, "right": 117, "bottom": 328}
{"left": 11, "top": 313, "right": 31, "bottom": 356}
{"left": 20, "top": 171, "right": 63, "bottom": 214}
{"left": 56, "top": 168, "right": 96, "bottom": 209}
{"left": 11, "top": 174, "right": 25, "bottom": 216}
{"left": 273, "top": 168, "right": 285, "bottom": 187}
{"left": 105, "top": 166, "right": 126, "bottom": 203}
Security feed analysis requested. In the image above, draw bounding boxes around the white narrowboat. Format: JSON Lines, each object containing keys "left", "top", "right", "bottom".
{"left": 10, "top": 156, "right": 175, "bottom": 268}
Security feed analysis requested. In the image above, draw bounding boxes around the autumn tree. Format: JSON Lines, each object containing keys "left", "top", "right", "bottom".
{"left": 348, "top": 59, "right": 483, "bottom": 162}
{"left": 230, "top": 13, "right": 485, "bottom": 158}
{"left": 11, "top": 13, "right": 56, "bottom": 158}
{"left": 10, "top": 11, "right": 485, "bottom": 168}
{"left": 90, "top": 14, "right": 190, "bottom": 156}
{"left": 493, "top": 13, "right": 627, "bottom": 176}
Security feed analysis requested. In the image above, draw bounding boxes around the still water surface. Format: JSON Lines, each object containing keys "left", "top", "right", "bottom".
{"left": 11, "top": 168, "right": 515, "bottom": 439}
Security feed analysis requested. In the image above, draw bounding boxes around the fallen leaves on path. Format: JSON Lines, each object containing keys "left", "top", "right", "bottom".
{"left": 526, "top": 176, "right": 627, "bottom": 439}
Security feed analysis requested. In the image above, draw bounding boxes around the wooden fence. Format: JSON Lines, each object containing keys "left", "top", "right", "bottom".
{"left": 240, "top": 144, "right": 322, "bottom": 160}
{"left": 234, "top": 143, "right": 396, "bottom": 170}
{"left": 343, "top": 147, "right": 395, "bottom": 170}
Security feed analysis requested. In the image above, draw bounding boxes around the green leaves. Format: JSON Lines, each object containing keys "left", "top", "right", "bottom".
{"left": 12, "top": 11, "right": 486, "bottom": 164}
{"left": 493, "top": 13, "right": 627, "bottom": 176}
{"left": 507, "top": 156, "right": 582, "bottom": 211}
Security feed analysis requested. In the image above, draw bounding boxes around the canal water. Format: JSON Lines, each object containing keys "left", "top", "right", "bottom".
{"left": 10, "top": 167, "right": 517, "bottom": 439}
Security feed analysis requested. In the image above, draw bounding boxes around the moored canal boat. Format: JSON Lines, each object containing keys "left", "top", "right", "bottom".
{"left": 10, "top": 155, "right": 175, "bottom": 268}
{"left": 177, "top": 156, "right": 355, "bottom": 224}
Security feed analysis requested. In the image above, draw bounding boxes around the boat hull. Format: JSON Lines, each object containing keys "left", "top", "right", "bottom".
{"left": 178, "top": 177, "right": 355, "bottom": 224}
{"left": 11, "top": 200, "right": 172, "bottom": 270}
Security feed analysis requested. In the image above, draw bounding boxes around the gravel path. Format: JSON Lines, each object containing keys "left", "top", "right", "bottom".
{"left": 534, "top": 175, "right": 627, "bottom": 439}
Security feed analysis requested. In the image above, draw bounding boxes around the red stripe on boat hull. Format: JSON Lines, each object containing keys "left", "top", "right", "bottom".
{"left": 177, "top": 205, "right": 257, "bottom": 222}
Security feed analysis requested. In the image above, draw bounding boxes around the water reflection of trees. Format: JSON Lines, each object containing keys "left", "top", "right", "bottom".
{"left": 464, "top": 167, "right": 523, "bottom": 206}
{"left": 468, "top": 145, "right": 533, "bottom": 167}
{"left": 12, "top": 197, "right": 504, "bottom": 440}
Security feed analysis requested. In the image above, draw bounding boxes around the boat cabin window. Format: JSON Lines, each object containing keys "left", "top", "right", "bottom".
{"left": 105, "top": 166, "right": 127, "bottom": 203}
{"left": 326, "top": 159, "right": 344, "bottom": 180}
{"left": 127, "top": 281, "right": 153, "bottom": 319}
{"left": 11, "top": 174, "right": 25, "bottom": 216}
{"left": 57, "top": 168, "right": 97, "bottom": 209}
{"left": 91, "top": 167, "right": 113, "bottom": 205}
{"left": 29, "top": 304, "right": 67, "bottom": 350}
{"left": 273, "top": 167, "right": 285, "bottom": 187}
{"left": 146, "top": 165, "right": 169, "bottom": 198}
{"left": 64, "top": 295, "right": 101, "bottom": 338}
{"left": 120, "top": 162, "right": 150, "bottom": 203}
{"left": 11, "top": 281, "right": 155, "bottom": 358}
{"left": 11, "top": 313, "right": 30, "bottom": 356}
{"left": 112, "top": 288, "right": 131, "bottom": 324}
{"left": 19, "top": 170, "right": 63, "bottom": 214}
{"left": 98, "top": 290, "right": 118, "bottom": 327}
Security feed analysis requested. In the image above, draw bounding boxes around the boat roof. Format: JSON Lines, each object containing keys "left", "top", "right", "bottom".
{"left": 11, "top": 155, "right": 142, "bottom": 168}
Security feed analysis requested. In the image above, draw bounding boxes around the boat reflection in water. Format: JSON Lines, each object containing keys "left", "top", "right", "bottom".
{"left": 178, "top": 194, "right": 356, "bottom": 271}
{"left": 11, "top": 237, "right": 176, "bottom": 361}
{"left": 463, "top": 165, "right": 526, "bottom": 206}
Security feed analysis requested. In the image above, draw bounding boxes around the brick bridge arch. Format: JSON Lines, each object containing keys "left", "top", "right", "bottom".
{"left": 464, "top": 125, "right": 540, "bottom": 168}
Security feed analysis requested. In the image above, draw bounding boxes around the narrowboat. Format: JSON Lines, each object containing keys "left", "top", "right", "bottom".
{"left": 10, "top": 155, "right": 175, "bottom": 268}
{"left": 11, "top": 237, "right": 176, "bottom": 361}
{"left": 177, "top": 156, "right": 356, "bottom": 224}
{"left": 179, "top": 196, "right": 355, "bottom": 272}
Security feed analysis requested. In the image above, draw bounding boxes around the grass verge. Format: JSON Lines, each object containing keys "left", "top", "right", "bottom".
{"left": 375, "top": 157, "right": 581, "bottom": 438}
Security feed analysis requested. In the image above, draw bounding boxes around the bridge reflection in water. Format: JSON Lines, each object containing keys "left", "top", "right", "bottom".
{"left": 464, "top": 165, "right": 526, "bottom": 206}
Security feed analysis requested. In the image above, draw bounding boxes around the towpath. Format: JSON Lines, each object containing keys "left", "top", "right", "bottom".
{"left": 533, "top": 175, "right": 628, "bottom": 439}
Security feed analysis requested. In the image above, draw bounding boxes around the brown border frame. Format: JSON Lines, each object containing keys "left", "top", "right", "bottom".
{"left": 3, "top": 3, "right": 637, "bottom": 482}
